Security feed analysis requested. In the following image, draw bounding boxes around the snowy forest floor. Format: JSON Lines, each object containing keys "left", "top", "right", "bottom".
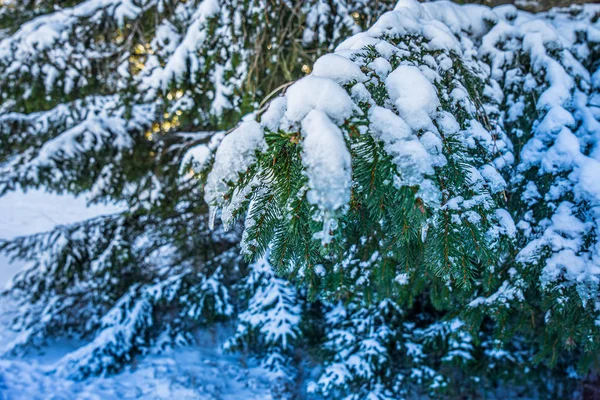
{"left": 0, "top": 191, "right": 274, "bottom": 400}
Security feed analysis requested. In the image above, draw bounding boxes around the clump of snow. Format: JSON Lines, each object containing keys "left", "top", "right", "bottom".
{"left": 181, "top": 145, "right": 211, "bottom": 175}
{"left": 179, "top": 131, "right": 225, "bottom": 176}
{"left": 260, "top": 98, "right": 287, "bottom": 132}
{"left": 204, "top": 121, "right": 267, "bottom": 207}
{"left": 386, "top": 66, "right": 440, "bottom": 132}
{"left": 495, "top": 209, "right": 517, "bottom": 238}
{"left": 369, "top": 106, "right": 412, "bottom": 143}
{"left": 479, "top": 164, "right": 507, "bottom": 194}
{"left": 284, "top": 76, "right": 355, "bottom": 124}
{"left": 369, "top": 106, "right": 435, "bottom": 188}
{"left": 301, "top": 110, "right": 352, "bottom": 213}
{"left": 312, "top": 54, "right": 367, "bottom": 85}
{"left": 369, "top": 57, "right": 392, "bottom": 79}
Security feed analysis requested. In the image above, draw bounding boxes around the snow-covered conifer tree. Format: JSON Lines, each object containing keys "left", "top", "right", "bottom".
{"left": 205, "top": 0, "right": 600, "bottom": 396}
{"left": 2, "top": 0, "right": 600, "bottom": 397}
{"left": 0, "top": 0, "right": 394, "bottom": 380}
{"left": 205, "top": 0, "right": 512, "bottom": 305}
{"left": 225, "top": 255, "right": 303, "bottom": 396}
{"left": 460, "top": 2, "right": 600, "bottom": 372}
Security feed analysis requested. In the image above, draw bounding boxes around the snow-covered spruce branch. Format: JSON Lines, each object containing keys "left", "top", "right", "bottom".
{"left": 0, "top": 0, "right": 396, "bottom": 203}
{"left": 224, "top": 256, "right": 303, "bottom": 395}
{"left": 466, "top": 2, "right": 600, "bottom": 358}
{"left": 205, "top": 0, "right": 514, "bottom": 298}
{"left": 0, "top": 201, "right": 241, "bottom": 376}
{"left": 203, "top": 0, "right": 600, "bottom": 394}
{"left": 0, "top": 95, "right": 155, "bottom": 197}
{"left": 53, "top": 267, "right": 233, "bottom": 378}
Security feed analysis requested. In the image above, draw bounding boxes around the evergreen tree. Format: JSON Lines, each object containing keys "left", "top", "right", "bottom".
{"left": 205, "top": 0, "right": 512, "bottom": 332}
{"left": 225, "top": 255, "right": 303, "bottom": 396}
{"left": 464, "top": 0, "right": 600, "bottom": 372}
{"left": 0, "top": 0, "right": 394, "bottom": 382}
{"left": 1, "top": 0, "right": 600, "bottom": 397}
{"left": 205, "top": 0, "right": 600, "bottom": 396}
{"left": 205, "top": 0, "right": 512, "bottom": 297}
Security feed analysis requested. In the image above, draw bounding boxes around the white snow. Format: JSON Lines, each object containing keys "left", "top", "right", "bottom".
{"left": 180, "top": 144, "right": 211, "bottom": 175}
{"left": 385, "top": 65, "right": 440, "bottom": 132}
{"left": 369, "top": 105, "right": 433, "bottom": 188}
{"left": 260, "top": 97, "right": 287, "bottom": 132}
{"left": 312, "top": 54, "right": 367, "bottom": 85}
{"left": 0, "top": 0, "right": 147, "bottom": 98}
{"left": 228, "top": 256, "right": 301, "bottom": 351}
{"left": 284, "top": 76, "right": 355, "bottom": 124}
{"left": 369, "top": 57, "right": 392, "bottom": 79}
{"left": 301, "top": 110, "right": 352, "bottom": 212}
{"left": 369, "top": 106, "right": 412, "bottom": 143}
{"left": 0, "top": 96, "right": 155, "bottom": 193}
{"left": 204, "top": 121, "right": 267, "bottom": 208}
{"left": 0, "top": 191, "right": 274, "bottom": 399}
{"left": 0, "top": 338, "right": 275, "bottom": 400}
{"left": 3, "top": 0, "right": 600, "bottom": 396}
{"left": 141, "top": 0, "right": 220, "bottom": 91}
